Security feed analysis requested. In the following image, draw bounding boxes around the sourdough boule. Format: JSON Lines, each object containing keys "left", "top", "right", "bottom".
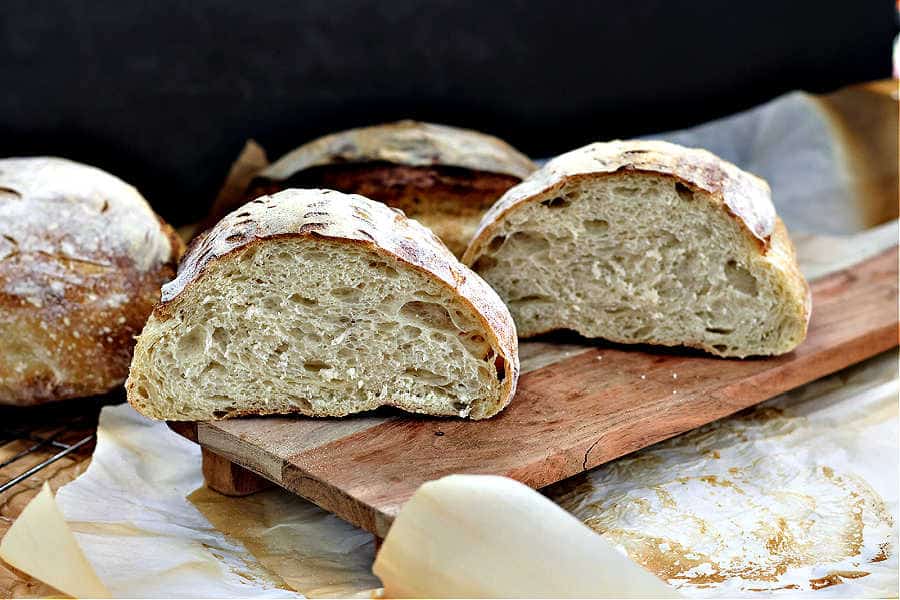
{"left": 0, "top": 157, "right": 183, "bottom": 405}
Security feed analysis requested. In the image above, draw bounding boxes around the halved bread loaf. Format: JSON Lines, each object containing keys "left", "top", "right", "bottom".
{"left": 231, "top": 121, "right": 537, "bottom": 257}
{"left": 127, "top": 189, "right": 519, "bottom": 421}
{"left": 462, "top": 140, "right": 811, "bottom": 357}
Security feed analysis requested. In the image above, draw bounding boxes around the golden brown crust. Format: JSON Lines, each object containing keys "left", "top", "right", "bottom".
{"left": 141, "top": 189, "right": 519, "bottom": 418}
{"left": 198, "top": 121, "right": 540, "bottom": 257}
{"left": 0, "top": 157, "right": 184, "bottom": 406}
{"left": 463, "top": 140, "right": 776, "bottom": 265}
{"left": 261, "top": 120, "right": 536, "bottom": 182}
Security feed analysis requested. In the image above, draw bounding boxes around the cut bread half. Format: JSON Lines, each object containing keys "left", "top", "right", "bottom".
{"left": 127, "top": 189, "right": 518, "bottom": 421}
{"left": 462, "top": 140, "right": 811, "bottom": 358}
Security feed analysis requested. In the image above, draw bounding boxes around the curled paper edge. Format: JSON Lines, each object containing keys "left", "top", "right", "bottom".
{"left": 373, "top": 474, "right": 681, "bottom": 599}
{"left": 0, "top": 482, "right": 110, "bottom": 599}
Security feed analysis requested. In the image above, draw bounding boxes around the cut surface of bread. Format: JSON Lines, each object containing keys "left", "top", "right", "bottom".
{"left": 463, "top": 141, "right": 811, "bottom": 358}
{"left": 127, "top": 189, "right": 518, "bottom": 421}
{"left": 231, "top": 121, "right": 536, "bottom": 257}
{"left": 0, "top": 157, "right": 183, "bottom": 406}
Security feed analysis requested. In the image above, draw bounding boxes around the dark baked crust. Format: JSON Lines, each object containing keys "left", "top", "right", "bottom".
{"left": 200, "top": 121, "right": 536, "bottom": 256}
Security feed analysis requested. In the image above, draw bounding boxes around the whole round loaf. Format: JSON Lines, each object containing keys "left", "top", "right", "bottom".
{"left": 0, "top": 157, "right": 183, "bottom": 406}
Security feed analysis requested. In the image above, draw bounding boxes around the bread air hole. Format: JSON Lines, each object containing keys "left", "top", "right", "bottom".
{"left": 494, "top": 356, "right": 506, "bottom": 383}
{"left": 330, "top": 286, "right": 364, "bottom": 302}
{"left": 472, "top": 255, "right": 498, "bottom": 272}
{"left": 240, "top": 247, "right": 259, "bottom": 263}
{"left": 706, "top": 327, "right": 734, "bottom": 335}
{"left": 399, "top": 325, "right": 422, "bottom": 341}
{"left": 517, "top": 294, "right": 552, "bottom": 302}
{"left": 303, "top": 360, "right": 331, "bottom": 373}
{"left": 403, "top": 367, "right": 449, "bottom": 385}
{"left": 368, "top": 260, "right": 399, "bottom": 278}
{"left": 506, "top": 231, "right": 549, "bottom": 253}
{"left": 288, "top": 293, "right": 317, "bottom": 306}
{"left": 724, "top": 260, "right": 758, "bottom": 296}
{"left": 200, "top": 361, "right": 226, "bottom": 378}
{"left": 400, "top": 301, "right": 458, "bottom": 332}
{"left": 286, "top": 395, "right": 312, "bottom": 411}
{"left": 675, "top": 182, "right": 694, "bottom": 202}
{"left": 176, "top": 326, "right": 207, "bottom": 359}
{"left": 488, "top": 235, "right": 506, "bottom": 252}
{"left": 584, "top": 219, "right": 609, "bottom": 234}
{"left": 540, "top": 196, "right": 569, "bottom": 209}
{"left": 633, "top": 324, "right": 654, "bottom": 338}
{"left": 612, "top": 185, "right": 639, "bottom": 195}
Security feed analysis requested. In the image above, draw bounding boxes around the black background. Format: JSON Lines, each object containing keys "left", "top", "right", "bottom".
{"left": 1, "top": 1, "right": 896, "bottom": 225}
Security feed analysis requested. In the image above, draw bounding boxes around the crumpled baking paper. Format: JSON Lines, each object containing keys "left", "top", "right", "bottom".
{"left": 55, "top": 403, "right": 381, "bottom": 598}
{"left": 55, "top": 405, "right": 303, "bottom": 598}
{"left": 10, "top": 81, "right": 898, "bottom": 598}
{"left": 549, "top": 350, "right": 898, "bottom": 596}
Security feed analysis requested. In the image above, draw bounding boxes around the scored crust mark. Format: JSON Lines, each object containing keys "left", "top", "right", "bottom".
{"left": 0, "top": 186, "right": 22, "bottom": 199}
{"left": 135, "top": 189, "right": 519, "bottom": 420}
{"left": 462, "top": 141, "right": 810, "bottom": 357}
{"left": 298, "top": 222, "right": 328, "bottom": 234}
{"left": 0, "top": 156, "right": 183, "bottom": 406}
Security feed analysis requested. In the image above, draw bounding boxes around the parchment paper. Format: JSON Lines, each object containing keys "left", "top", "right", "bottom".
{"left": 55, "top": 406, "right": 302, "bottom": 598}
{"left": 16, "top": 81, "right": 899, "bottom": 598}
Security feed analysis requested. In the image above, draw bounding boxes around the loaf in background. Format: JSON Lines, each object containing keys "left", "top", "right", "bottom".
{"left": 0, "top": 157, "right": 183, "bottom": 406}
{"left": 218, "top": 121, "right": 537, "bottom": 257}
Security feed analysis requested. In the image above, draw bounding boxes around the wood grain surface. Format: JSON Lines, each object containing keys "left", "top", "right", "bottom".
{"left": 196, "top": 246, "right": 899, "bottom": 537}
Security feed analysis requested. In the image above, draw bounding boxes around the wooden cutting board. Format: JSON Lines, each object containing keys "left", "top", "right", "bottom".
{"left": 183, "top": 246, "right": 898, "bottom": 538}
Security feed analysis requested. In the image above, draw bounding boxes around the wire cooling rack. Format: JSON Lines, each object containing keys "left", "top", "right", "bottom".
{"left": 0, "top": 392, "right": 123, "bottom": 496}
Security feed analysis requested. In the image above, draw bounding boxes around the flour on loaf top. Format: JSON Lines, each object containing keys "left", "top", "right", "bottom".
{"left": 0, "top": 157, "right": 174, "bottom": 273}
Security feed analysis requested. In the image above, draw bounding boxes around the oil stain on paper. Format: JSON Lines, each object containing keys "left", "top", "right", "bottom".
{"left": 549, "top": 351, "right": 898, "bottom": 595}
